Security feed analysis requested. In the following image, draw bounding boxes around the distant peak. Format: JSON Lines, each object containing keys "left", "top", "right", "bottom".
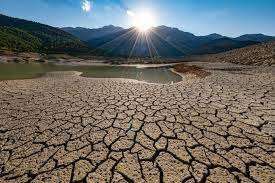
{"left": 158, "top": 25, "right": 169, "bottom": 28}
{"left": 200, "top": 33, "right": 225, "bottom": 40}
{"left": 61, "top": 27, "right": 91, "bottom": 30}
{"left": 156, "top": 25, "right": 174, "bottom": 30}
{"left": 208, "top": 33, "right": 222, "bottom": 36}
{"left": 241, "top": 33, "right": 265, "bottom": 36}
{"left": 102, "top": 25, "right": 123, "bottom": 29}
{"left": 102, "top": 25, "right": 115, "bottom": 28}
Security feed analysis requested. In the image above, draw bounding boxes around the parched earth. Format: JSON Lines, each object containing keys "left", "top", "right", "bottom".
{"left": 0, "top": 64, "right": 274, "bottom": 183}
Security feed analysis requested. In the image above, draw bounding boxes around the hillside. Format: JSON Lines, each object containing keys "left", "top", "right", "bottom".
{"left": 194, "top": 38, "right": 258, "bottom": 54}
{"left": 0, "top": 14, "right": 88, "bottom": 53}
{"left": 181, "top": 41, "right": 275, "bottom": 65}
{"left": 0, "top": 26, "right": 41, "bottom": 52}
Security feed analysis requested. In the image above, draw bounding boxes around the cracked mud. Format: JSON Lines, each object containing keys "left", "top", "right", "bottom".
{"left": 0, "top": 66, "right": 274, "bottom": 183}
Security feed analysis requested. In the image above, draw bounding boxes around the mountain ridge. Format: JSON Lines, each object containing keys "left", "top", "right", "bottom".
{"left": 234, "top": 34, "right": 275, "bottom": 42}
{"left": 62, "top": 25, "right": 275, "bottom": 43}
{"left": 63, "top": 25, "right": 274, "bottom": 57}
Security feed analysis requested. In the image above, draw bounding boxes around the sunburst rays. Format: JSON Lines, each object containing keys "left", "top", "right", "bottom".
{"left": 91, "top": 27, "right": 190, "bottom": 62}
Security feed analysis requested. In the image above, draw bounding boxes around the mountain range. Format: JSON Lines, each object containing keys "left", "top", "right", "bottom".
{"left": 62, "top": 26, "right": 275, "bottom": 57}
{"left": 0, "top": 14, "right": 274, "bottom": 57}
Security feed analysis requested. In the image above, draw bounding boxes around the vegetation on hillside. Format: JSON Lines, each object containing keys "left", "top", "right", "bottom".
{"left": 0, "top": 14, "right": 89, "bottom": 53}
{"left": 0, "top": 26, "right": 41, "bottom": 51}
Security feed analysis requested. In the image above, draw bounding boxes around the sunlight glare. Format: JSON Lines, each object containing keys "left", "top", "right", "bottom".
{"left": 127, "top": 10, "right": 156, "bottom": 32}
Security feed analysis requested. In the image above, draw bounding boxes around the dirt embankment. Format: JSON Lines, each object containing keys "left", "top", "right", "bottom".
{"left": 173, "top": 63, "right": 211, "bottom": 78}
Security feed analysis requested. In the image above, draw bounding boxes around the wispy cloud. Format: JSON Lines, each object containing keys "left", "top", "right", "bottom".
{"left": 42, "top": 0, "right": 92, "bottom": 12}
{"left": 126, "top": 10, "right": 135, "bottom": 17}
{"left": 81, "top": 0, "right": 91, "bottom": 12}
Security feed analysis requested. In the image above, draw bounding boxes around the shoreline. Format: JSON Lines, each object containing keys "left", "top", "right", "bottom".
{"left": 52, "top": 60, "right": 181, "bottom": 68}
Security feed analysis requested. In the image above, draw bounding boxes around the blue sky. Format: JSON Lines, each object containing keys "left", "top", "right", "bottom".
{"left": 0, "top": 0, "right": 274, "bottom": 36}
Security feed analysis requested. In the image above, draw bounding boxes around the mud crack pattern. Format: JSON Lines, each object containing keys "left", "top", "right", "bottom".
{"left": 0, "top": 69, "right": 274, "bottom": 183}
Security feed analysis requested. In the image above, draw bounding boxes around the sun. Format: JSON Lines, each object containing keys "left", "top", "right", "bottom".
{"left": 127, "top": 10, "right": 156, "bottom": 32}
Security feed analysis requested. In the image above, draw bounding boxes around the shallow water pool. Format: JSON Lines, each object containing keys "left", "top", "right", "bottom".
{"left": 0, "top": 63, "right": 182, "bottom": 84}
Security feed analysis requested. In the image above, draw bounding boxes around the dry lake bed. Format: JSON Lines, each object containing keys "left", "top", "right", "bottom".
{"left": 0, "top": 62, "right": 274, "bottom": 182}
